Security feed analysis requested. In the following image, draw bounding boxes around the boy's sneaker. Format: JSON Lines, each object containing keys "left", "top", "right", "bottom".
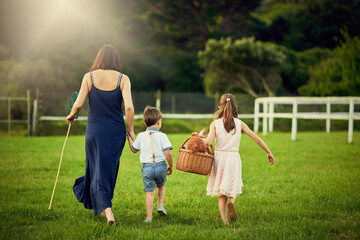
{"left": 157, "top": 205, "right": 167, "bottom": 216}
{"left": 144, "top": 218, "right": 152, "bottom": 223}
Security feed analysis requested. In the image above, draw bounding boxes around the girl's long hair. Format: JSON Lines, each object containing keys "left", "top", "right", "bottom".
{"left": 214, "top": 93, "right": 238, "bottom": 133}
{"left": 90, "top": 45, "right": 122, "bottom": 72}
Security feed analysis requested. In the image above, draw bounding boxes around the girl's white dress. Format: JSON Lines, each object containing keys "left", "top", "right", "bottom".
{"left": 206, "top": 118, "right": 243, "bottom": 198}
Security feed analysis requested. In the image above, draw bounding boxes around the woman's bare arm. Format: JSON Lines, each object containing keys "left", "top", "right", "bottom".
{"left": 66, "top": 73, "right": 90, "bottom": 121}
{"left": 121, "top": 75, "right": 135, "bottom": 140}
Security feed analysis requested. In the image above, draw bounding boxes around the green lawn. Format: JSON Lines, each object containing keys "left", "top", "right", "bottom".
{"left": 0, "top": 132, "right": 359, "bottom": 239}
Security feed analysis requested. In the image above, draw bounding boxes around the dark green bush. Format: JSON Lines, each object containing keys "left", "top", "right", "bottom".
{"left": 36, "top": 121, "right": 87, "bottom": 136}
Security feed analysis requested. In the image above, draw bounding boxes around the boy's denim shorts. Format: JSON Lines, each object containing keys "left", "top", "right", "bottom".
{"left": 141, "top": 161, "right": 168, "bottom": 192}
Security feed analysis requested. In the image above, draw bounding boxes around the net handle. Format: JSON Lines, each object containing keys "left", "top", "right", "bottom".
{"left": 69, "top": 91, "right": 79, "bottom": 120}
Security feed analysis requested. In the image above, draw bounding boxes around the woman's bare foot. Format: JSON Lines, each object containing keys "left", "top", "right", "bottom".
{"left": 105, "top": 208, "right": 115, "bottom": 226}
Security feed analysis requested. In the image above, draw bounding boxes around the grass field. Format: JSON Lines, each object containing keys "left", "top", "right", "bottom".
{"left": 0, "top": 132, "right": 359, "bottom": 239}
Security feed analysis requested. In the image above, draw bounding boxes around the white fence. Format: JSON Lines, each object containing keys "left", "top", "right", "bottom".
{"left": 38, "top": 96, "right": 360, "bottom": 143}
{"left": 40, "top": 113, "right": 255, "bottom": 121}
{"left": 0, "top": 90, "right": 31, "bottom": 136}
{"left": 254, "top": 97, "right": 360, "bottom": 143}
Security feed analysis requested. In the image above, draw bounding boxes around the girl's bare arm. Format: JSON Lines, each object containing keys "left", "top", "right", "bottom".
{"left": 241, "top": 122, "right": 275, "bottom": 165}
{"left": 200, "top": 121, "right": 216, "bottom": 146}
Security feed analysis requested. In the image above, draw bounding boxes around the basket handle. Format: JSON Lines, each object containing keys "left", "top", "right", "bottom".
{"left": 179, "top": 136, "right": 214, "bottom": 155}
{"left": 179, "top": 137, "right": 191, "bottom": 149}
{"left": 208, "top": 144, "right": 214, "bottom": 155}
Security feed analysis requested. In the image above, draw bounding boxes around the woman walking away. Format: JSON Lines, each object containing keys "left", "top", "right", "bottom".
{"left": 199, "top": 93, "right": 275, "bottom": 225}
{"left": 66, "top": 45, "right": 135, "bottom": 225}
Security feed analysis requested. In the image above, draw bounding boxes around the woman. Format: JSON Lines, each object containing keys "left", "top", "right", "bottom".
{"left": 66, "top": 45, "right": 135, "bottom": 225}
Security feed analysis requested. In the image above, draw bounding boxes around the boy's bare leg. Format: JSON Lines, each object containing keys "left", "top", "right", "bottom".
{"left": 146, "top": 191, "right": 155, "bottom": 219}
{"left": 157, "top": 185, "right": 165, "bottom": 206}
{"left": 219, "top": 195, "right": 229, "bottom": 225}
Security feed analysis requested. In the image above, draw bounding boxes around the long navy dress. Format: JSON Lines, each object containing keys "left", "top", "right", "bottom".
{"left": 73, "top": 72, "right": 126, "bottom": 216}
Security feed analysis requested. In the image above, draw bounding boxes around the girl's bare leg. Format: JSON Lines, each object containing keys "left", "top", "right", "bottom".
{"left": 146, "top": 191, "right": 155, "bottom": 219}
{"left": 219, "top": 195, "right": 229, "bottom": 225}
{"left": 227, "top": 197, "right": 237, "bottom": 222}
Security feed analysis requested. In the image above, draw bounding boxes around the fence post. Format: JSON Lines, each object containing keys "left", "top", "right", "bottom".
{"left": 291, "top": 100, "right": 298, "bottom": 141}
{"left": 156, "top": 89, "right": 161, "bottom": 111}
{"left": 27, "top": 90, "right": 31, "bottom": 136}
{"left": 269, "top": 101, "right": 274, "bottom": 133}
{"left": 214, "top": 91, "right": 219, "bottom": 112}
{"left": 32, "top": 89, "right": 40, "bottom": 135}
{"left": 254, "top": 99, "right": 259, "bottom": 132}
{"left": 348, "top": 98, "right": 354, "bottom": 143}
{"left": 8, "top": 98, "right": 11, "bottom": 136}
{"left": 262, "top": 101, "right": 268, "bottom": 136}
{"left": 326, "top": 100, "right": 331, "bottom": 133}
{"left": 171, "top": 95, "right": 176, "bottom": 113}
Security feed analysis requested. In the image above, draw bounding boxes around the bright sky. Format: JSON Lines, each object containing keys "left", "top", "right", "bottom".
{"left": 0, "top": 0, "right": 131, "bottom": 59}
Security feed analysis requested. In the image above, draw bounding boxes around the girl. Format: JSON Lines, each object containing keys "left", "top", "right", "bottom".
{"left": 200, "top": 93, "right": 275, "bottom": 225}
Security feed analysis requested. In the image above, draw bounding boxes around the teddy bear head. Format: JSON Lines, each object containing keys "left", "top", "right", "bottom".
{"left": 187, "top": 132, "right": 208, "bottom": 154}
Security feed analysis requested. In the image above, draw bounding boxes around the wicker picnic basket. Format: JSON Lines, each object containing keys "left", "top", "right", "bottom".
{"left": 176, "top": 136, "right": 214, "bottom": 175}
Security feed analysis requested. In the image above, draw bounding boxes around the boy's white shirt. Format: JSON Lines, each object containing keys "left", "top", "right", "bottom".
{"left": 132, "top": 127, "right": 173, "bottom": 163}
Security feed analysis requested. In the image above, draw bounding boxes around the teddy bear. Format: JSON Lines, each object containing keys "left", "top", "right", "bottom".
{"left": 186, "top": 132, "right": 209, "bottom": 154}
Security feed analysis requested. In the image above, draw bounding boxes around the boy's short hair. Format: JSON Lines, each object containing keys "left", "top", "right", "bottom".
{"left": 143, "top": 106, "right": 162, "bottom": 127}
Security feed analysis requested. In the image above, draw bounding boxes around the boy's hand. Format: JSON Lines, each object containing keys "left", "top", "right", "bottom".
{"left": 126, "top": 131, "right": 139, "bottom": 153}
{"left": 199, "top": 128, "right": 207, "bottom": 137}
{"left": 127, "top": 130, "right": 135, "bottom": 141}
{"left": 167, "top": 166, "right": 173, "bottom": 175}
{"left": 268, "top": 153, "right": 275, "bottom": 165}
{"left": 164, "top": 149, "right": 173, "bottom": 175}
{"left": 126, "top": 133, "right": 131, "bottom": 143}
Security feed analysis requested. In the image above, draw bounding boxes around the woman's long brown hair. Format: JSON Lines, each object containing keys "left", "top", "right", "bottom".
{"left": 214, "top": 93, "right": 238, "bottom": 133}
{"left": 90, "top": 45, "right": 122, "bottom": 72}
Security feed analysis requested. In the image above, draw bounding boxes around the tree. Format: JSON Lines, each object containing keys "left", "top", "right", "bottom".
{"left": 0, "top": 45, "right": 19, "bottom": 96}
{"left": 299, "top": 30, "right": 360, "bottom": 96}
{"left": 161, "top": 50, "right": 203, "bottom": 92}
{"left": 136, "top": 0, "right": 262, "bottom": 51}
{"left": 124, "top": 0, "right": 262, "bottom": 92}
{"left": 198, "top": 37, "right": 286, "bottom": 97}
{"left": 253, "top": 0, "right": 360, "bottom": 51}
{"left": 279, "top": 46, "right": 333, "bottom": 94}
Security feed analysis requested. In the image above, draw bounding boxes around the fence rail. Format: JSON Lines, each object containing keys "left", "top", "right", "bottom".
{"left": 4, "top": 91, "right": 358, "bottom": 142}
{"left": 254, "top": 97, "right": 360, "bottom": 143}
{"left": 40, "top": 113, "right": 255, "bottom": 121}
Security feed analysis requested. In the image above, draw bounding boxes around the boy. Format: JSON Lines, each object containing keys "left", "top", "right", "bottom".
{"left": 127, "top": 106, "right": 173, "bottom": 223}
